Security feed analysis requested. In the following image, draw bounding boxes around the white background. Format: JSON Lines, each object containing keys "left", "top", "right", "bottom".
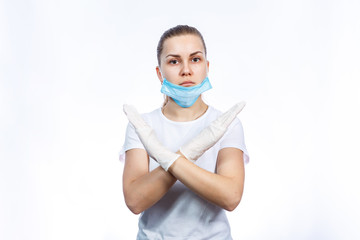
{"left": 1, "top": 0, "right": 360, "bottom": 239}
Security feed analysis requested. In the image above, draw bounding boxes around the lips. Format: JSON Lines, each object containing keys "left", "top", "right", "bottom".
{"left": 180, "top": 81, "right": 195, "bottom": 86}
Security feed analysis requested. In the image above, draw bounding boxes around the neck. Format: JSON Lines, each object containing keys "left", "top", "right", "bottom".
{"left": 162, "top": 96, "right": 208, "bottom": 122}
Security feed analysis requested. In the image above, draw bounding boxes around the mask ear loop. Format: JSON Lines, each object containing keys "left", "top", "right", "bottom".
{"left": 160, "top": 70, "right": 165, "bottom": 84}
{"left": 158, "top": 70, "right": 169, "bottom": 108}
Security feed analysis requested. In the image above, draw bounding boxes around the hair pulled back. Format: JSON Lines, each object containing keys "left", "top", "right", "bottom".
{"left": 156, "top": 25, "right": 207, "bottom": 66}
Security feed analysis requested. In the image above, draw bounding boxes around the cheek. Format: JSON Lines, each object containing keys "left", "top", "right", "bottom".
{"left": 194, "top": 63, "right": 208, "bottom": 75}
{"left": 162, "top": 69, "right": 179, "bottom": 82}
{"left": 164, "top": 68, "right": 178, "bottom": 77}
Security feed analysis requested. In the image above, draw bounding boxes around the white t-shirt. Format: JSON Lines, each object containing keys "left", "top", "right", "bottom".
{"left": 122, "top": 106, "right": 249, "bottom": 240}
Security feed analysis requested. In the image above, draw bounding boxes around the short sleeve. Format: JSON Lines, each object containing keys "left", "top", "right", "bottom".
{"left": 220, "top": 118, "right": 250, "bottom": 164}
{"left": 119, "top": 122, "right": 145, "bottom": 162}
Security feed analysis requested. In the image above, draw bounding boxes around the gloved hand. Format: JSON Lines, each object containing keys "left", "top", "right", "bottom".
{"left": 123, "top": 104, "right": 180, "bottom": 171}
{"left": 179, "top": 102, "right": 246, "bottom": 162}
{"left": 123, "top": 102, "right": 246, "bottom": 169}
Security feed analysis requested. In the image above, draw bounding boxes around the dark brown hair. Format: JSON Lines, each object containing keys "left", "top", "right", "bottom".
{"left": 156, "top": 25, "right": 207, "bottom": 66}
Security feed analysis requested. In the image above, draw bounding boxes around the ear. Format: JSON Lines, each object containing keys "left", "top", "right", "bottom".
{"left": 156, "top": 66, "right": 163, "bottom": 84}
{"left": 207, "top": 60, "right": 210, "bottom": 73}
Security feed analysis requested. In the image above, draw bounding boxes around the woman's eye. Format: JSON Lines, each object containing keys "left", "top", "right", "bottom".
{"left": 169, "top": 59, "right": 178, "bottom": 64}
{"left": 192, "top": 57, "right": 201, "bottom": 62}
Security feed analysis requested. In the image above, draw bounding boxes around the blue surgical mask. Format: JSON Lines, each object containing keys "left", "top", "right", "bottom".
{"left": 160, "top": 77, "right": 212, "bottom": 108}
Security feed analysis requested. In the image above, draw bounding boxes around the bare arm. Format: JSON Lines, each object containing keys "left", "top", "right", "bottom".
{"left": 122, "top": 148, "right": 177, "bottom": 214}
{"left": 168, "top": 147, "right": 245, "bottom": 211}
{"left": 123, "top": 147, "right": 245, "bottom": 213}
{"left": 122, "top": 104, "right": 246, "bottom": 213}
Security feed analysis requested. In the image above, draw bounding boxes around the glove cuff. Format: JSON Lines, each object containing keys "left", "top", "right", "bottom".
{"left": 159, "top": 153, "right": 181, "bottom": 171}
{"left": 179, "top": 147, "right": 195, "bottom": 162}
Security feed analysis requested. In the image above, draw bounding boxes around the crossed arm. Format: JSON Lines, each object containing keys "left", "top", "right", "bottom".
{"left": 123, "top": 147, "right": 244, "bottom": 214}
{"left": 122, "top": 103, "right": 246, "bottom": 214}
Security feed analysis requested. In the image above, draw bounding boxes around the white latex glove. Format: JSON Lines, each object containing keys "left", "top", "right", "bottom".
{"left": 123, "top": 104, "right": 180, "bottom": 171}
{"left": 179, "top": 102, "right": 246, "bottom": 162}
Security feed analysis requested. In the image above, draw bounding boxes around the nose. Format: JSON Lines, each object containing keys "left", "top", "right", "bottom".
{"left": 180, "top": 62, "right": 192, "bottom": 76}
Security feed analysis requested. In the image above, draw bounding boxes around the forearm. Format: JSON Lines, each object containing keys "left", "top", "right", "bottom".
{"left": 124, "top": 166, "right": 177, "bottom": 214}
{"left": 123, "top": 103, "right": 246, "bottom": 212}
{"left": 168, "top": 156, "right": 244, "bottom": 211}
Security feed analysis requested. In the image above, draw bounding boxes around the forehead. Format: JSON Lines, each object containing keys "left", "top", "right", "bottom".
{"left": 162, "top": 34, "right": 205, "bottom": 56}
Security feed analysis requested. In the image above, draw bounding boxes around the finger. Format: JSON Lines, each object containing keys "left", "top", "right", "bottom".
{"left": 123, "top": 104, "right": 138, "bottom": 116}
{"left": 213, "top": 101, "right": 246, "bottom": 127}
{"left": 222, "top": 101, "right": 246, "bottom": 126}
{"left": 230, "top": 101, "right": 246, "bottom": 117}
{"left": 123, "top": 104, "right": 148, "bottom": 129}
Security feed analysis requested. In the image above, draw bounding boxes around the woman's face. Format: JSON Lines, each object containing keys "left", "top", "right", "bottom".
{"left": 156, "top": 34, "right": 209, "bottom": 87}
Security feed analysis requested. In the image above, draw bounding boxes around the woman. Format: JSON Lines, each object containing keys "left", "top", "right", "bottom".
{"left": 122, "top": 25, "right": 249, "bottom": 240}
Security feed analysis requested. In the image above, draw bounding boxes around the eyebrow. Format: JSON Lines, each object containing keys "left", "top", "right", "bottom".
{"left": 165, "top": 51, "right": 204, "bottom": 58}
